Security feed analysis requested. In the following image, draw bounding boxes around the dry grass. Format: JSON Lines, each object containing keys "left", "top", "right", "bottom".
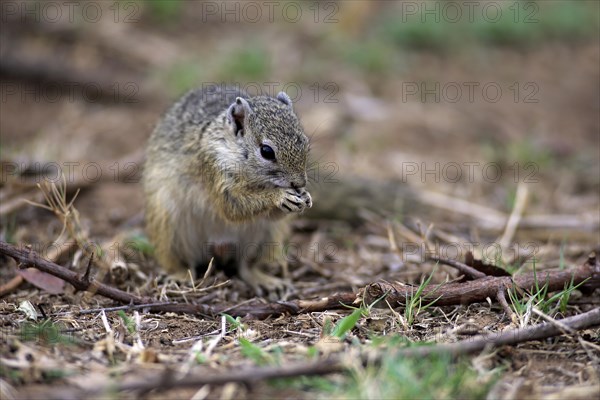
{"left": 1, "top": 2, "right": 599, "bottom": 398}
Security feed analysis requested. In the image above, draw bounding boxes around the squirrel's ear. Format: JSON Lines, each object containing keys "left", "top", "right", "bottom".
{"left": 276, "top": 92, "right": 293, "bottom": 108}
{"left": 227, "top": 97, "right": 252, "bottom": 136}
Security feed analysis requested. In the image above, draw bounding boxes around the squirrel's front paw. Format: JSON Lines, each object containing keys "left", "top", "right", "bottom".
{"left": 298, "top": 188, "right": 312, "bottom": 209}
{"left": 278, "top": 188, "right": 312, "bottom": 213}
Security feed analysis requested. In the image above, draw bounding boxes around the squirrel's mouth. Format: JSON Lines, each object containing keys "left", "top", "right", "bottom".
{"left": 265, "top": 171, "right": 307, "bottom": 190}
{"left": 262, "top": 171, "right": 290, "bottom": 189}
{"left": 270, "top": 178, "right": 292, "bottom": 189}
{"left": 250, "top": 179, "right": 285, "bottom": 190}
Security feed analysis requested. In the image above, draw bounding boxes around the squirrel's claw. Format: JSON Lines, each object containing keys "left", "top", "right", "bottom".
{"left": 302, "top": 190, "right": 312, "bottom": 208}
{"left": 239, "top": 266, "right": 294, "bottom": 300}
{"left": 278, "top": 189, "right": 312, "bottom": 213}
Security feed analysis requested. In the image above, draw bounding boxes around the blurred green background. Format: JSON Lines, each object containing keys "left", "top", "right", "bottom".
{"left": 1, "top": 0, "right": 599, "bottom": 221}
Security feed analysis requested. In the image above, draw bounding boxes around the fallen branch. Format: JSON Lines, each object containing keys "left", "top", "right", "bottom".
{"left": 398, "top": 307, "right": 600, "bottom": 356}
{"left": 2, "top": 241, "right": 597, "bottom": 319}
{"left": 60, "top": 308, "right": 600, "bottom": 395}
{"left": 218, "top": 293, "right": 359, "bottom": 320}
{"left": 0, "top": 242, "right": 143, "bottom": 302}
{"left": 362, "top": 253, "right": 599, "bottom": 307}
{"left": 0, "top": 236, "right": 74, "bottom": 297}
{"left": 0, "top": 241, "right": 211, "bottom": 315}
{"left": 0, "top": 241, "right": 356, "bottom": 318}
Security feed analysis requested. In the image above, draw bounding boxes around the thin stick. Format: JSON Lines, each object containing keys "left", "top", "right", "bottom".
{"left": 410, "top": 189, "right": 507, "bottom": 229}
{"left": 0, "top": 241, "right": 211, "bottom": 315}
{"left": 531, "top": 307, "right": 576, "bottom": 335}
{"left": 1, "top": 150, "right": 144, "bottom": 217}
{"left": 0, "top": 237, "right": 75, "bottom": 297}
{"left": 66, "top": 308, "right": 599, "bottom": 395}
{"left": 0, "top": 275, "right": 24, "bottom": 297}
{"left": 409, "top": 189, "right": 599, "bottom": 232}
{"left": 0, "top": 191, "right": 44, "bottom": 216}
{"left": 496, "top": 287, "right": 516, "bottom": 324}
{"left": 66, "top": 302, "right": 179, "bottom": 315}
{"left": 428, "top": 255, "right": 487, "bottom": 280}
{"left": 498, "top": 183, "right": 528, "bottom": 261}
{"left": 2, "top": 241, "right": 597, "bottom": 319}
{"left": 0, "top": 241, "right": 355, "bottom": 318}
{"left": 498, "top": 183, "right": 528, "bottom": 248}
{"left": 397, "top": 307, "right": 600, "bottom": 357}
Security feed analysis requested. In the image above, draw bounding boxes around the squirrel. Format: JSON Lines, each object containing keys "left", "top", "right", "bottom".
{"left": 143, "top": 86, "right": 313, "bottom": 296}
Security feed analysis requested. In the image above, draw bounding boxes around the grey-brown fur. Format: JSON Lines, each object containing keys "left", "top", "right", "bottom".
{"left": 143, "top": 86, "right": 311, "bottom": 295}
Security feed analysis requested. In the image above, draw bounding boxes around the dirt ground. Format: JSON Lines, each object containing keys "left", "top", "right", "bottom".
{"left": 1, "top": 2, "right": 599, "bottom": 399}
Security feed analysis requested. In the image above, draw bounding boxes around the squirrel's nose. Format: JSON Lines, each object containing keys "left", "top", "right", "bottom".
{"left": 291, "top": 177, "right": 306, "bottom": 190}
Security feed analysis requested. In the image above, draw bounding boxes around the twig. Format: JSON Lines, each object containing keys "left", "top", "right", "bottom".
{"left": 164, "top": 279, "right": 231, "bottom": 296}
{"left": 496, "top": 183, "right": 529, "bottom": 261}
{"left": 1, "top": 150, "right": 144, "bottom": 217}
{"left": 0, "top": 275, "right": 24, "bottom": 297}
{"left": 428, "top": 255, "right": 487, "bottom": 280}
{"left": 3, "top": 241, "right": 598, "bottom": 322}
{"left": 118, "top": 359, "right": 343, "bottom": 392}
{"left": 409, "top": 189, "right": 599, "bottom": 232}
{"left": 0, "top": 190, "right": 44, "bottom": 216}
{"left": 496, "top": 287, "right": 517, "bottom": 324}
{"left": 0, "top": 237, "right": 75, "bottom": 297}
{"left": 531, "top": 307, "right": 575, "bottom": 335}
{"left": 410, "top": 189, "right": 507, "bottom": 229}
{"left": 362, "top": 255, "right": 599, "bottom": 307}
{"left": 3, "top": 241, "right": 598, "bottom": 320}
{"left": 197, "top": 258, "right": 215, "bottom": 288}
{"left": 518, "top": 214, "right": 599, "bottom": 231}
{"left": 63, "top": 302, "right": 179, "bottom": 315}
{"left": 64, "top": 308, "right": 600, "bottom": 396}
{"left": 0, "top": 241, "right": 356, "bottom": 318}
{"left": 397, "top": 307, "right": 600, "bottom": 357}
{"left": 0, "top": 241, "right": 211, "bottom": 313}
{"left": 498, "top": 183, "right": 529, "bottom": 259}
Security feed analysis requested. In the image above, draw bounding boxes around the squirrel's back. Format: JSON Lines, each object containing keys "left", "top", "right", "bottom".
{"left": 148, "top": 86, "right": 250, "bottom": 155}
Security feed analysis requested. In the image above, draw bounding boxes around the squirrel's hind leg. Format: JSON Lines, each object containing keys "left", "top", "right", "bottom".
{"left": 238, "top": 261, "right": 293, "bottom": 300}
{"left": 241, "top": 220, "right": 294, "bottom": 299}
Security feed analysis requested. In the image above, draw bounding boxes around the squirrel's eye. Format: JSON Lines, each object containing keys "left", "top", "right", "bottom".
{"left": 260, "top": 144, "right": 276, "bottom": 161}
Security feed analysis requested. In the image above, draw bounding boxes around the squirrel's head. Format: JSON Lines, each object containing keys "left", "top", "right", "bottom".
{"left": 226, "top": 92, "right": 309, "bottom": 190}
